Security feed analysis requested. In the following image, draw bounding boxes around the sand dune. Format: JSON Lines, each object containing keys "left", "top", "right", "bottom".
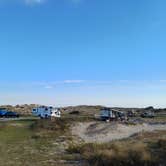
{"left": 72, "top": 122, "right": 166, "bottom": 143}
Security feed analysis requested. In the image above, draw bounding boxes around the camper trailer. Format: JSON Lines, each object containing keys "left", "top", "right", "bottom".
{"left": 32, "top": 106, "right": 61, "bottom": 119}
{"left": 100, "top": 108, "right": 126, "bottom": 121}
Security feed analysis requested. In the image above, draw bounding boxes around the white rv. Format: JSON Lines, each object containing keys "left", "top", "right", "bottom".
{"left": 32, "top": 106, "right": 61, "bottom": 119}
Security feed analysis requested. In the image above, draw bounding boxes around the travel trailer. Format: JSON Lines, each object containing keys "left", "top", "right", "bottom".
{"left": 32, "top": 106, "right": 61, "bottom": 119}
{"left": 100, "top": 108, "right": 126, "bottom": 121}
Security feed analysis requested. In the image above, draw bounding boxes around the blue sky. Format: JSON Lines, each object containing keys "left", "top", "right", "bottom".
{"left": 0, "top": 0, "right": 166, "bottom": 107}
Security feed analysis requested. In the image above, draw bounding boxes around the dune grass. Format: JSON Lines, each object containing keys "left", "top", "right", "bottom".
{"left": 67, "top": 131, "right": 166, "bottom": 166}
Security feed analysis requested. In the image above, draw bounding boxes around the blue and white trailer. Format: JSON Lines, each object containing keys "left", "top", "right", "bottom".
{"left": 32, "top": 106, "right": 61, "bottom": 119}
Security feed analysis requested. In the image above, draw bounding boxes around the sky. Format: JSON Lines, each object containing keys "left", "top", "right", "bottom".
{"left": 0, "top": 0, "right": 166, "bottom": 107}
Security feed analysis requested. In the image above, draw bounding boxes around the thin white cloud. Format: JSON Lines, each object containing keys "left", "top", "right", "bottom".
{"left": 0, "top": 0, "right": 82, "bottom": 6}
{"left": 71, "top": 0, "right": 82, "bottom": 4}
{"left": 159, "top": 80, "right": 166, "bottom": 82}
{"left": 63, "top": 80, "right": 85, "bottom": 84}
{"left": 44, "top": 85, "right": 54, "bottom": 89}
{"left": 1, "top": 79, "right": 166, "bottom": 107}
{"left": 25, "top": 0, "right": 45, "bottom": 5}
{"left": 0, "top": 0, "right": 44, "bottom": 5}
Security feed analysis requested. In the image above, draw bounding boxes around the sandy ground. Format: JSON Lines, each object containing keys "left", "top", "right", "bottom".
{"left": 72, "top": 122, "right": 166, "bottom": 143}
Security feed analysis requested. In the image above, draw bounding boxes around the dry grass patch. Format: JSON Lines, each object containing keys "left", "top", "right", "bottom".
{"left": 67, "top": 137, "right": 166, "bottom": 166}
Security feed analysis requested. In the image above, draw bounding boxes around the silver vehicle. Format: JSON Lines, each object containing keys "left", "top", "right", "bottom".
{"left": 100, "top": 108, "right": 126, "bottom": 121}
{"left": 141, "top": 112, "right": 155, "bottom": 118}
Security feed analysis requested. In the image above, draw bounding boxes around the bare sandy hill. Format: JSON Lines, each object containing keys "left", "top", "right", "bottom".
{"left": 72, "top": 122, "right": 166, "bottom": 143}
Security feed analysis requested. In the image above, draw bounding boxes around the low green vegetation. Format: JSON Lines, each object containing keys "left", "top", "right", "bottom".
{"left": 0, "top": 118, "right": 71, "bottom": 166}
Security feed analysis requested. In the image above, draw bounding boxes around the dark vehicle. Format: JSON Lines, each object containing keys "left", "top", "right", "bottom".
{"left": 0, "top": 110, "right": 7, "bottom": 117}
{"left": 127, "top": 110, "right": 136, "bottom": 117}
{"left": 3, "top": 111, "right": 19, "bottom": 118}
{"left": 141, "top": 112, "right": 155, "bottom": 118}
{"left": 117, "top": 112, "right": 127, "bottom": 121}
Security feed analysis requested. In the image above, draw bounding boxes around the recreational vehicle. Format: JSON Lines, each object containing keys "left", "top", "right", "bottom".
{"left": 32, "top": 106, "right": 61, "bottom": 119}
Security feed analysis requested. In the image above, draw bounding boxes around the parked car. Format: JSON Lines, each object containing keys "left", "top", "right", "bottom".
{"left": 3, "top": 111, "right": 19, "bottom": 118}
{"left": 141, "top": 112, "right": 155, "bottom": 118}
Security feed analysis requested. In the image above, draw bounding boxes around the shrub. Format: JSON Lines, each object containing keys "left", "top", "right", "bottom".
{"left": 69, "top": 111, "right": 80, "bottom": 115}
{"left": 29, "top": 119, "right": 68, "bottom": 132}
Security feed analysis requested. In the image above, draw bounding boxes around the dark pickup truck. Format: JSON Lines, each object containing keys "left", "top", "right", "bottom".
{"left": 0, "top": 110, "right": 7, "bottom": 117}
{"left": 0, "top": 110, "right": 19, "bottom": 118}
